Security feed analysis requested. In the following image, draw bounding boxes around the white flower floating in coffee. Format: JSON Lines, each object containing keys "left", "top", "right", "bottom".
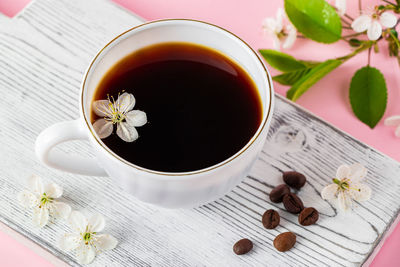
{"left": 321, "top": 163, "right": 371, "bottom": 211}
{"left": 59, "top": 211, "right": 118, "bottom": 264}
{"left": 93, "top": 92, "right": 147, "bottom": 142}
{"left": 17, "top": 175, "right": 71, "bottom": 227}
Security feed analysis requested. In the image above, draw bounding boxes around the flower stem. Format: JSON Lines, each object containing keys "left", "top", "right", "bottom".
{"left": 344, "top": 14, "right": 354, "bottom": 21}
{"left": 336, "top": 43, "right": 371, "bottom": 62}
{"left": 342, "top": 32, "right": 364, "bottom": 38}
{"left": 389, "top": 30, "right": 400, "bottom": 49}
{"left": 341, "top": 18, "right": 351, "bottom": 26}
{"left": 367, "top": 47, "right": 372, "bottom": 66}
{"left": 382, "top": 0, "right": 397, "bottom": 6}
{"left": 358, "top": 0, "right": 362, "bottom": 14}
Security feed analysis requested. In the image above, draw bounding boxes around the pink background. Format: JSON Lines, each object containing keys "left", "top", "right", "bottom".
{"left": 1, "top": 0, "right": 399, "bottom": 266}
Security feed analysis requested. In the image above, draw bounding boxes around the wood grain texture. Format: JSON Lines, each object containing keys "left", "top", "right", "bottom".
{"left": 0, "top": 12, "right": 9, "bottom": 24}
{"left": 0, "top": 0, "right": 400, "bottom": 266}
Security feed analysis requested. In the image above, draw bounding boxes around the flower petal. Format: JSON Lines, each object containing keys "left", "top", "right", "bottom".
{"left": 117, "top": 92, "right": 135, "bottom": 114}
{"left": 384, "top": 115, "right": 400, "bottom": 126}
{"left": 272, "top": 35, "right": 281, "bottom": 50}
{"left": 351, "top": 15, "right": 371, "bottom": 33}
{"left": 395, "top": 125, "right": 400, "bottom": 138}
{"left": 59, "top": 233, "right": 82, "bottom": 251}
{"left": 275, "top": 8, "right": 284, "bottom": 33}
{"left": 335, "top": 0, "right": 346, "bottom": 16}
{"left": 95, "top": 234, "right": 118, "bottom": 251}
{"left": 93, "top": 119, "right": 113, "bottom": 139}
{"left": 28, "top": 174, "right": 44, "bottom": 195}
{"left": 44, "top": 183, "right": 63, "bottom": 198}
{"left": 380, "top": 12, "right": 397, "bottom": 28}
{"left": 337, "top": 191, "right": 352, "bottom": 211}
{"left": 116, "top": 122, "right": 139, "bottom": 142}
{"left": 51, "top": 201, "right": 71, "bottom": 219}
{"left": 367, "top": 20, "right": 382, "bottom": 41}
{"left": 88, "top": 213, "right": 105, "bottom": 233}
{"left": 321, "top": 184, "right": 338, "bottom": 200}
{"left": 17, "top": 190, "right": 38, "bottom": 208}
{"left": 336, "top": 164, "right": 351, "bottom": 180}
{"left": 350, "top": 183, "right": 372, "bottom": 202}
{"left": 283, "top": 24, "right": 296, "bottom": 49}
{"left": 126, "top": 110, "right": 147, "bottom": 127}
{"left": 93, "top": 100, "right": 112, "bottom": 117}
{"left": 68, "top": 211, "right": 88, "bottom": 233}
{"left": 76, "top": 244, "right": 96, "bottom": 265}
{"left": 33, "top": 206, "right": 49, "bottom": 227}
{"left": 348, "top": 163, "right": 367, "bottom": 182}
{"left": 262, "top": 18, "right": 278, "bottom": 33}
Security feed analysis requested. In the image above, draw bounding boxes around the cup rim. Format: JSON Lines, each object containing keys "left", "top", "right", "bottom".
{"left": 81, "top": 18, "right": 273, "bottom": 177}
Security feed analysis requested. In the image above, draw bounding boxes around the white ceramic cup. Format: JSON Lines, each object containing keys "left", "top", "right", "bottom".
{"left": 35, "top": 19, "right": 274, "bottom": 208}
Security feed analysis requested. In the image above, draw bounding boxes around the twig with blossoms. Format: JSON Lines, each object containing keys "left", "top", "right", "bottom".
{"left": 260, "top": 0, "right": 400, "bottom": 130}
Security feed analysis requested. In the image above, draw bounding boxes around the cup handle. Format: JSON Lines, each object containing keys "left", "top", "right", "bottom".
{"left": 35, "top": 119, "right": 107, "bottom": 176}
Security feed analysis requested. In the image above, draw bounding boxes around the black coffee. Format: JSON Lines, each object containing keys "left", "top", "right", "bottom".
{"left": 91, "top": 42, "right": 262, "bottom": 172}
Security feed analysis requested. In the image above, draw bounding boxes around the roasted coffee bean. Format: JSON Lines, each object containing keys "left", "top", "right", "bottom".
{"left": 233, "top": 238, "right": 253, "bottom": 255}
{"left": 283, "top": 193, "right": 304, "bottom": 214}
{"left": 273, "top": 232, "right": 296, "bottom": 252}
{"left": 269, "top": 184, "right": 290, "bottom": 203}
{"left": 283, "top": 171, "right": 306, "bottom": 189}
{"left": 298, "top": 207, "right": 319, "bottom": 226}
{"left": 262, "top": 209, "right": 280, "bottom": 229}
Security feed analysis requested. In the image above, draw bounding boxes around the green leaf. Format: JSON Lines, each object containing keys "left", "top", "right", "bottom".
{"left": 286, "top": 59, "right": 342, "bottom": 101}
{"left": 298, "top": 60, "right": 320, "bottom": 68}
{"left": 273, "top": 68, "right": 312, "bottom": 85}
{"left": 284, "top": 0, "right": 342, "bottom": 43}
{"left": 349, "top": 67, "right": 387, "bottom": 128}
{"left": 259, "top": 49, "right": 306, "bottom": 72}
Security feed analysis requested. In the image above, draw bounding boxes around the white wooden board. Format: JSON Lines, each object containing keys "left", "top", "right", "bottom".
{"left": 1, "top": 0, "right": 400, "bottom": 266}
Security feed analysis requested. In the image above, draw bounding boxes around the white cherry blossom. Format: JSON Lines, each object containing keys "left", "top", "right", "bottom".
{"left": 262, "top": 8, "right": 297, "bottom": 50}
{"left": 384, "top": 115, "right": 400, "bottom": 137}
{"left": 59, "top": 211, "right": 118, "bottom": 264}
{"left": 17, "top": 175, "right": 71, "bottom": 227}
{"left": 92, "top": 92, "right": 147, "bottom": 142}
{"left": 321, "top": 163, "right": 371, "bottom": 211}
{"left": 334, "top": 0, "right": 346, "bottom": 16}
{"left": 351, "top": 10, "right": 397, "bottom": 41}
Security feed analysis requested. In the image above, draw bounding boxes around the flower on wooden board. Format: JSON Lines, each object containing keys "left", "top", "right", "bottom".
{"left": 92, "top": 92, "right": 147, "bottom": 142}
{"left": 384, "top": 115, "right": 400, "bottom": 137}
{"left": 351, "top": 9, "right": 397, "bottom": 41}
{"left": 321, "top": 163, "right": 371, "bottom": 211}
{"left": 17, "top": 175, "right": 71, "bottom": 227}
{"left": 59, "top": 211, "right": 118, "bottom": 264}
{"left": 262, "top": 8, "right": 297, "bottom": 50}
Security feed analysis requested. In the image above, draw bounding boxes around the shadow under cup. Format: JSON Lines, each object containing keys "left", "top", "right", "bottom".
{"left": 81, "top": 19, "right": 273, "bottom": 208}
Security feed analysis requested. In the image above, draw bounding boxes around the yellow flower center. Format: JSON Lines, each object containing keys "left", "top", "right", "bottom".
{"left": 106, "top": 95, "right": 126, "bottom": 124}
{"left": 332, "top": 178, "right": 361, "bottom": 192}
{"left": 39, "top": 193, "right": 52, "bottom": 208}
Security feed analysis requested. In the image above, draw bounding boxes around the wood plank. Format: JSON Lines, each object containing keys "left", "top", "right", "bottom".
{"left": 0, "top": 0, "right": 399, "bottom": 266}
{"left": 0, "top": 12, "right": 9, "bottom": 24}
